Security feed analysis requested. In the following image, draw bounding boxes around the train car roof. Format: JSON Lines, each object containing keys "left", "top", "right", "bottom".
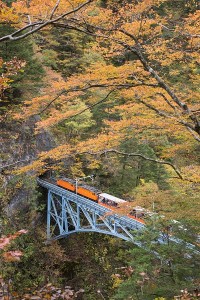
{"left": 59, "top": 177, "right": 75, "bottom": 184}
{"left": 59, "top": 177, "right": 101, "bottom": 194}
{"left": 99, "top": 193, "right": 127, "bottom": 204}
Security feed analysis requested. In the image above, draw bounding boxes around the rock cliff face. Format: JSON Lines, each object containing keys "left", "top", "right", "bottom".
{"left": 0, "top": 114, "right": 55, "bottom": 214}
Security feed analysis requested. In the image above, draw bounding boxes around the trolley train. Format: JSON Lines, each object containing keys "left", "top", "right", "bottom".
{"left": 57, "top": 178, "right": 148, "bottom": 224}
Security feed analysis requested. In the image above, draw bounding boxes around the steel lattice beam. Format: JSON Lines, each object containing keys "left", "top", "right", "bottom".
{"left": 38, "top": 178, "right": 199, "bottom": 255}
{"left": 38, "top": 179, "right": 145, "bottom": 243}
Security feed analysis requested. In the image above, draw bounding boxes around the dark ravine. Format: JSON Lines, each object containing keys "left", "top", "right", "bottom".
{"left": 0, "top": 114, "right": 55, "bottom": 214}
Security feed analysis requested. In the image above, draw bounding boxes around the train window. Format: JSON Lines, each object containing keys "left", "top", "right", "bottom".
{"left": 99, "top": 196, "right": 105, "bottom": 203}
{"left": 99, "top": 196, "right": 118, "bottom": 206}
{"left": 107, "top": 200, "right": 118, "bottom": 207}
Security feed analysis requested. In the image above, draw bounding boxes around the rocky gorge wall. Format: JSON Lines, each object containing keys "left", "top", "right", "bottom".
{"left": 0, "top": 114, "right": 55, "bottom": 215}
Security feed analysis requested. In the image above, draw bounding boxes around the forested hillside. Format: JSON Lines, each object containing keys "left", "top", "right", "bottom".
{"left": 0, "top": 0, "right": 199, "bottom": 299}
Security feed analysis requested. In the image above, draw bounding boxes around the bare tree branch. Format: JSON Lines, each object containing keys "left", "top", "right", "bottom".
{"left": 0, "top": 0, "right": 93, "bottom": 42}
{"left": 62, "top": 89, "right": 116, "bottom": 120}
{"left": 136, "top": 96, "right": 173, "bottom": 119}
{"left": 0, "top": 148, "right": 182, "bottom": 180}
{"left": 155, "top": 92, "right": 177, "bottom": 112}
{"left": 136, "top": 96, "right": 198, "bottom": 133}
{"left": 66, "top": 0, "right": 75, "bottom": 11}
{"left": 82, "top": 149, "right": 183, "bottom": 179}
{"left": 50, "top": 0, "right": 61, "bottom": 20}
{"left": 185, "top": 127, "right": 200, "bottom": 142}
{"left": 39, "top": 90, "right": 67, "bottom": 114}
{"left": 38, "top": 83, "right": 158, "bottom": 115}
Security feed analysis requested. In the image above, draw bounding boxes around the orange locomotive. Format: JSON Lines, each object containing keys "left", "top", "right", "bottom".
{"left": 57, "top": 178, "right": 146, "bottom": 224}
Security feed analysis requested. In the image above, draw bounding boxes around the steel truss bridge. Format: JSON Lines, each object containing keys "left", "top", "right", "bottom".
{"left": 37, "top": 178, "right": 200, "bottom": 256}
{"left": 37, "top": 178, "right": 146, "bottom": 244}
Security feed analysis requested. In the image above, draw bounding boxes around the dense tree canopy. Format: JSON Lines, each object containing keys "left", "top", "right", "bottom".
{"left": 1, "top": 0, "right": 199, "bottom": 179}
{"left": 0, "top": 0, "right": 199, "bottom": 299}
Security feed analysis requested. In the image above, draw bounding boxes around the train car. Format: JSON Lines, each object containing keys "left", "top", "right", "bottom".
{"left": 57, "top": 178, "right": 76, "bottom": 192}
{"left": 56, "top": 178, "right": 99, "bottom": 201}
{"left": 77, "top": 185, "right": 99, "bottom": 201}
{"left": 98, "top": 193, "right": 127, "bottom": 207}
{"left": 56, "top": 177, "right": 149, "bottom": 224}
{"left": 98, "top": 193, "right": 146, "bottom": 224}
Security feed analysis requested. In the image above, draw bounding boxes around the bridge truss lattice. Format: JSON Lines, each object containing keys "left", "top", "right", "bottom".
{"left": 37, "top": 179, "right": 145, "bottom": 244}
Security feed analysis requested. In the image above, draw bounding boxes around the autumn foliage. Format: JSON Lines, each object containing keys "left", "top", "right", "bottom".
{"left": 0, "top": 229, "right": 28, "bottom": 261}
{"left": 0, "top": 0, "right": 200, "bottom": 298}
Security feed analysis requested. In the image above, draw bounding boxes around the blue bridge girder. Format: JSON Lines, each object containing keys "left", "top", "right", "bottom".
{"left": 37, "top": 178, "right": 145, "bottom": 244}
{"left": 37, "top": 178, "right": 200, "bottom": 256}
